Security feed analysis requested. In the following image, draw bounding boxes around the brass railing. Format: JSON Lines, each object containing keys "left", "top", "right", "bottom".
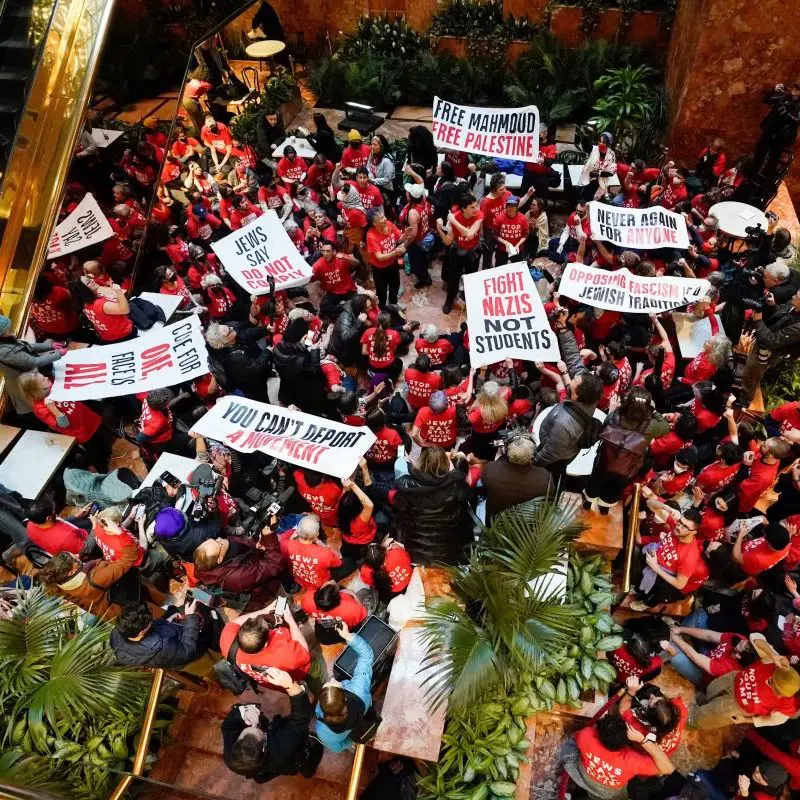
{"left": 622, "top": 482, "right": 642, "bottom": 594}
{"left": 346, "top": 743, "right": 367, "bottom": 800}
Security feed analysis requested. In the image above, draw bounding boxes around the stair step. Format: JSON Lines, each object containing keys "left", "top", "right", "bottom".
{"left": 0, "top": 68, "right": 30, "bottom": 82}
{"left": 0, "top": 37, "right": 31, "bottom": 50}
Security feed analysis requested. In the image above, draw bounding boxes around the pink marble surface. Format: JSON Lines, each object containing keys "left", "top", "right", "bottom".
{"left": 372, "top": 626, "right": 447, "bottom": 761}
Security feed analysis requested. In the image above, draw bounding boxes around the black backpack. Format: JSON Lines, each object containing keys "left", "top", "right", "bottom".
{"left": 214, "top": 639, "right": 258, "bottom": 695}
{"left": 563, "top": 402, "right": 603, "bottom": 450}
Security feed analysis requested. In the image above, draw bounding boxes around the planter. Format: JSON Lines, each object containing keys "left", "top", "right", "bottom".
{"left": 628, "top": 9, "right": 667, "bottom": 47}
{"left": 503, "top": 0, "right": 550, "bottom": 24}
{"left": 279, "top": 90, "right": 303, "bottom": 129}
{"left": 595, "top": 8, "right": 623, "bottom": 40}
{"left": 549, "top": 5, "right": 584, "bottom": 48}
{"left": 434, "top": 34, "right": 468, "bottom": 59}
{"left": 507, "top": 39, "right": 531, "bottom": 63}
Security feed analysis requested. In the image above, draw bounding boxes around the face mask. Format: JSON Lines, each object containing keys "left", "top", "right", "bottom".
{"left": 598, "top": 144, "right": 607, "bottom": 154}
{"left": 673, "top": 177, "right": 681, "bottom": 186}
{"left": 673, "top": 462, "right": 688, "bottom": 473}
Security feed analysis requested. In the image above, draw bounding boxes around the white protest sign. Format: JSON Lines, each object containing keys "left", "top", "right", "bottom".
{"left": 47, "top": 193, "right": 114, "bottom": 259}
{"left": 559, "top": 263, "right": 710, "bottom": 313}
{"left": 90, "top": 128, "right": 124, "bottom": 148}
{"left": 588, "top": 201, "right": 690, "bottom": 250}
{"left": 432, "top": 97, "right": 539, "bottom": 163}
{"left": 190, "top": 395, "right": 376, "bottom": 479}
{"left": 673, "top": 312, "right": 723, "bottom": 359}
{"left": 464, "top": 261, "right": 559, "bottom": 367}
{"left": 49, "top": 316, "right": 209, "bottom": 401}
{"left": 137, "top": 292, "right": 183, "bottom": 322}
{"left": 211, "top": 209, "right": 312, "bottom": 296}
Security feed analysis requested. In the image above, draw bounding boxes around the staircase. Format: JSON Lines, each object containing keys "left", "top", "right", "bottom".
{"left": 139, "top": 685, "right": 378, "bottom": 800}
{"left": 0, "top": 0, "right": 49, "bottom": 184}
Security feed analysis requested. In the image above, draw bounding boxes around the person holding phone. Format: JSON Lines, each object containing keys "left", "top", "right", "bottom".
{"left": 222, "top": 666, "right": 322, "bottom": 783}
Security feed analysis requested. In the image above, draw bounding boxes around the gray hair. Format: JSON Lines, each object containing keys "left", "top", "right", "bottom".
{"left": 765, "top": 261, "right": 791, "bottom": 283}
{"left": 706, "top": 333, "right": 732, "bottom": 367}
{"left": 297, "top": 514, "right": 320, "bottom": 540}
{"left": 422, "top": 324, "right": 438, "bottom": 343}
{"left": 507, "top": 436, "right": 535, "bottom": 466}
{"left": 205, "top": 322, "right": 231, "bottom": 350}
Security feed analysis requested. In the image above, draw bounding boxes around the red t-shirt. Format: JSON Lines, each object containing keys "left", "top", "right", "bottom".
{"left": 312, "top": 255, "right": 356, "bottom": 296}
{"left": 306, "top": 160, "right": 334, "bottom": 189}
{"left": 782, "top": 618, "right": 800, "bottom": 657}
{"left": 343, "top": 515, "right": 377, "bottom": 546}
{"left": 30, "top": 286, "right": 79, "bottom": 336}
{"left": 84, "top": 298, "right": 133, "bottom": 342}
{"left": 453, "top": 209, "right": 483, "bottom": 251}
{"left": 258, "top": 184, "right": 290, "bottom": 211}
{"left": 186, "top": 213, "right": 222, "bottom": 241}
{"left": 366, "top": 223, "right": 402, "bottom": 269}
{"left": 445, "top": 151, "right": 470, "bottom": 178}
{"left": 635, "top": 350, "right": 675, "bottom": 391}
{"left": 351, "top": 180, "right": 383, "bottom": 211}
{"left": 200, "top": 122, "right": 233, "bottom": 154}
{"left": 683, "top": 351, "right": 717, "bottom": 384}
{"left": 300, "top": 590, "right": 367, "bottom": 629}
{"left": 404, "top": 368, "right": 443, "bottom": 410}
{"left": 220, "top": 623, "right": 311, "bottom": 688}
{"left": 360, "top": 546, "right": 413, "bottom": 594}
{"left": 480, "top": 191, "right": 512, "bottom": 230}
{"left": 771, "top": 402, "right": 800, "bottom": 439}
{"left": 691, "top": 398, "right": 721, "bottom": 434}
{"left": 32, "top": 399, "right": 101, "bottom": 444}
{"left": 365, "top": 426, "right": 403, "bottom": 465}
{"left": 93, "top": 525, "right": 145, "bottom": 566}
{"left": 360, "top": 327, "right": 401, "bottom": 370}
{"left": 171, "top": 137, "right": 201, "bottom": 159}
{"left": 139, "top": 399, "right": 173, "bottom": 444}
{"left": 339, "top": 143, "right": 371, "bottom": 170}
{"left": 737, "top": 458, "right": 780, "bottom": 514}
{"left": 622, "top": 699, "right": 688, "bottom": 756}
{"left": 695, "top": 460, "right": 740, "bottom": 494}
{"left": 650, "top": 431, "right": 689, "bottom": 470}
{"left": 445, "top": 377, "right": 470, "bottom": 407}
{"left": 608, "top": 644, "right": 662, "bottom": 683}
{"left": 468, "top": 406, "right": 506, "bottom": 434}
{"left": 284, "top": 538, "right": 343, "bottom": 589}
{"left": 229, "top": 202, "right": 262, "bottom": 231}
{"left": 414, "top": 337, "right": 454, "bottom": 367}
{"left": 708, "top": 633, "right": 748, "bottom": 678}
{"left": 277, "top": 156, "right": 308, "bottom": 183}
{"left": 492, "top": 212, "right": 530, "bottom": 253}
{"left": 294, "top": 471, "right": 342, "bottom": 526}
{"left": 655, "top": 532, "right": 701, "bottom": 581}
{"left": 741, "top": 536, "right": 789, "bottom": 576}
{"left": 414, "top": 406, "right": 458, "bottom": 448}
{"left": 734, "top": 662, "right": 800, "bottom": 716}
{"left": 574, "top": 726, "right": 659, "bottom": 790}
{"left": 26, "top": 519, "right": 87, "bottom": 555}
{"left": 698, "top": 506, "right": 727, "bottom": 543}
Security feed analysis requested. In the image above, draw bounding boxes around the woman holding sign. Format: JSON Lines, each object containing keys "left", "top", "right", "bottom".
{"left": 71, "top": 277, "right": 134, "bottom": 343}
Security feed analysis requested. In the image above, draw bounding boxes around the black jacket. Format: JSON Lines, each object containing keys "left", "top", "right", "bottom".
{"left": 221, "top": 692, "right": 314, "bottom": 782}
{"left": 328, "top": 299, "right": 367, "bottom": 366}
{"left": 110, "top": 615, "right": 203, "bottom": 668}
{"left": 216, "top": 324, "right": 272, "bottom": 397}
{"left": 482, "top": 457, "right": 552, "bottom": 521}
{"left": 157, "top": 515, "right": 222, "bottom": 562}
{"left": 272, "top": 342, "right": 327, "bottom": 413}
{"left": 308, "top": 128, "right": 341, "bottom": 164}
{"left": 393, "top": 467, "right": 472, "bottom": 564}
{"left": 755, "top": 304, "right": 800, "bottom": 354}
{"left": 255, "top": 118, "right": 285, "bottom": 159}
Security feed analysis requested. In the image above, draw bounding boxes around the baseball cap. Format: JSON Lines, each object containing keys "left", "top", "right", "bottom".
{"left": 505, "top": 195, "right": 519, "bottom": 206}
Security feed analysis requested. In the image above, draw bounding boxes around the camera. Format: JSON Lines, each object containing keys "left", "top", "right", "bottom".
{"left": 741, "top": 297, "right": 764, "bottom": 312}
{"left": 744, "top": 223, "right": 766, "bottom": 245}
{"left": 241, "top": 485, "right": 295, "bottom": 537}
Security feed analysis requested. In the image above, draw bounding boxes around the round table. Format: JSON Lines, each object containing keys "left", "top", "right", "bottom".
{"left": 245, "top": 40, "right": 286, "bottom": 59}
{"left": 708, "top": 201, "right": 768, "bottom": 238}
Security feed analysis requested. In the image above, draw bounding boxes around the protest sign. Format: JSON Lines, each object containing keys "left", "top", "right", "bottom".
{"left": 190, "top": 396, "right": 376, "bottom": 479}
{"left": 89, "top": 128, "right": 124, "bottom": 148}
{"left": 464, "top": 261, "right": 559, "bottom": 367}
{"left": 47, "top": 193, "right": 114, "bottom": 259}
{"left": 559, "top": 263, "right": 710, "bottom": 313}
{"left": 49, "top": 316, "right": 208, "bottom": 401}
{"left": 588, "top": 201, "right": 690, "bottom": 250}
{"left": 673, "top": 312, "right": 723, "bottom": 359}
{"left": 432, "top": 97, "right": 539, "bottom": 163}
{"left": 211, "top": 209, "right": 312, "bottom": 295}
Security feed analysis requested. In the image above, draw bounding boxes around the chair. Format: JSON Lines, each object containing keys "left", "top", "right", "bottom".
{"left": 241, "top": 66, "right": 260, "bottom": 95}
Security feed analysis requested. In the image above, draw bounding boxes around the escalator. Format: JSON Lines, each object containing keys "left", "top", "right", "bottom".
{"left": 0, "top": 0, "right": 54, "bottom": 187}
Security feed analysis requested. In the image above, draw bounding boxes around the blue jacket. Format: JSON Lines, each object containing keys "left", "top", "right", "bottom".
{"left": 315, "top": 634, "right": 374, "bottom": 752}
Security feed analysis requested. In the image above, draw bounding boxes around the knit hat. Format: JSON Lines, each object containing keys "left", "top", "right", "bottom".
{"left": 283, "top": 318, "right": 310, "bottom": 344}
{"left": 758, "top": 761, "right": 788, "bottom": 788}
{"left": 0, "top": 315, "right": 11, "bottom": 336}
{"left": 406, "top": 183, "right": 426, "bottom": 199}
{"left": 348, "top": 129, "right": 362, "bottom": 142}
{"left": 429, "top": 390, "right": 448, "bottom": 414}
{"left": 771, "top": 666, "right": 800, "bottom": 697}
{"left": 154, "top": 508, "right": 186, "bottom": 539}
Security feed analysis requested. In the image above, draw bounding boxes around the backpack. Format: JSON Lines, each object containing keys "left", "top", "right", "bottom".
{"left": 214, "top": 639, "right": 257, "bottom": 695}
{"left": 563, "top": 403, "right": 603, "bottom": 450}
{"left": 597, "top": 424, "right": 649, "bottom": 480}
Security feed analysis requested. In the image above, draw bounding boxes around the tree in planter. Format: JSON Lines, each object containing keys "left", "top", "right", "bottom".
{"left": 418, "top": 499, "right": 584, "bottom": 712}
{"left": 0, "top": 587, "right": 153, "bottom": 800}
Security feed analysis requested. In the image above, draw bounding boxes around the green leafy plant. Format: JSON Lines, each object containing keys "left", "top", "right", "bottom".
{"left": 341, "top": 14, "right": 430, "bottom": 59}
{"left": 0, "top": 586, "right": 154, "bottom": 799}
{"left": 762, "top": 357, "right": 800, "bottom": 410}
{"left": 591, "top": 64, "right": 660, "bottom": 146}
{"left": 429, "top": 0, "right": 540, "bottom": 42}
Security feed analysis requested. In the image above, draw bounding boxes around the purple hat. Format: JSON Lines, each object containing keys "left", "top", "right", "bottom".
{"left": 429, "top": 390, "right": 448, "bottom": 414}
{"left": 153, "top": 507, "right": 186, "bottom": 539}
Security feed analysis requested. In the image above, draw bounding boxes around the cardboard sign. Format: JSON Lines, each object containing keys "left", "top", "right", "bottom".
{"left": 464, "top": 261, "right": 559, "bottom": 367}
{"left": 211, "top": 209, "right": 312, "bottom": 295}
{"left": 47, "top": 193, "right": 114, "bottom": 259}
{"left": 432, "top": 97, "right": 540, "bottom": 163}
{"left": 49, "top": 316, "right": 209, "bottom": 401}
{"left": 673, "top": 312, "right": 723, "bottom": 359}
{"left": 559, "top": 263, "right": 710, "bottom": 313}
{"left": 190, "top": 396, "right": 376, "bottom": 479}
{"left": 588, "top": 202, "right": 690, "bottom": 250}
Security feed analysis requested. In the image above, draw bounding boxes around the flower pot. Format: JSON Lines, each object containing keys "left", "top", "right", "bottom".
{"left": 595, "top": 8, "right": 623, "bottom": 40}
{"left": 434, "top": 35, "right": 469, "bottom": 59}
{"left": 549, "top": 5, "right": 584, "bottom": 48}
{"left": 628, "top": 10, "right": 666, "bottom": 47}
{"left": 507, "top": 39, "right": 531, "bottom": 64}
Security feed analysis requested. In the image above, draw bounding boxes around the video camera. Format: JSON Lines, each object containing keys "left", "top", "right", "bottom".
{"left": 743, "top": 222, "right": 766, "bottom": 246}
{"left": 238, "top": 460, "right": 295, "bottom": 537}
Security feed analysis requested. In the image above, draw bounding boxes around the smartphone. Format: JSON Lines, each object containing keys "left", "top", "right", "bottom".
{"left": 274, "top": 596, "right": 288, "bottom": 619}
{"left": 134, "top": 504, "right": 146, "bottom": 522}
{"left": 159, "top": 471, "right": 182, "bottom": 489}
{"left": 89, "top": 502, "right": 101, "bottom": 514}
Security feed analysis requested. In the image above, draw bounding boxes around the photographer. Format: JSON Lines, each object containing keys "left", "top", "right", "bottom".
{"left": 753, "top": 82, "right": 800, "bottom": 175}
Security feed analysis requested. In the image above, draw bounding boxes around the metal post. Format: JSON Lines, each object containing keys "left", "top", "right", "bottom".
{"left": 622, "top": 483, "right": 641, "bottom": 595}
{"left": 345, "top": 744, "right": 366, "bottom": 800}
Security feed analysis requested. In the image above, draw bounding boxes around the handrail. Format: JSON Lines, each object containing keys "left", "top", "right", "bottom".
{"left": 107, "top": 668, "right": 164, "bottom": 800}
{"left": 622, "top": 482, "right": 642, "bottom": 594}
{"left": 346, "top": 743, "right": 367, "bottom": 800}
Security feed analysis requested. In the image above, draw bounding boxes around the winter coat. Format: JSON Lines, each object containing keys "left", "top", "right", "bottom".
{"left": 215, "top": 324, "right": 272, "bottom": 398}
{"left": 393, "top": 467, "right": 472, "bottom": 564}
{"left": 193, "top": 534, "right": 284, "bottom": 597}
{"left": 0, "top": 338, "right": 62, "bottom": 413}
{"left": 273, "top": 342, "right": 326, "bottom": 412}
{"left": 328, "top": 299, "right": 367, "bottom": 366}
{"left": 755, "top": 305, "right": 800, "bottom": 355}
{"left": 111, "top": 615, "right": 203, "bottom": 668}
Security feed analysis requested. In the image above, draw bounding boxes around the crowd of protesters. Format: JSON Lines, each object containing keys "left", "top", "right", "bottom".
{"left": 3, "top": 72, "right": 800, "bottom": 796}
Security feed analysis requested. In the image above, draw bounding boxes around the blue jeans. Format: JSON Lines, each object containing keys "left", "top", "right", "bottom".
{"left": 695, "top": 770, "right": 728, "bottom": 800}
{"left": 668, "top": 607, "right": 709, "bottom": 686}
